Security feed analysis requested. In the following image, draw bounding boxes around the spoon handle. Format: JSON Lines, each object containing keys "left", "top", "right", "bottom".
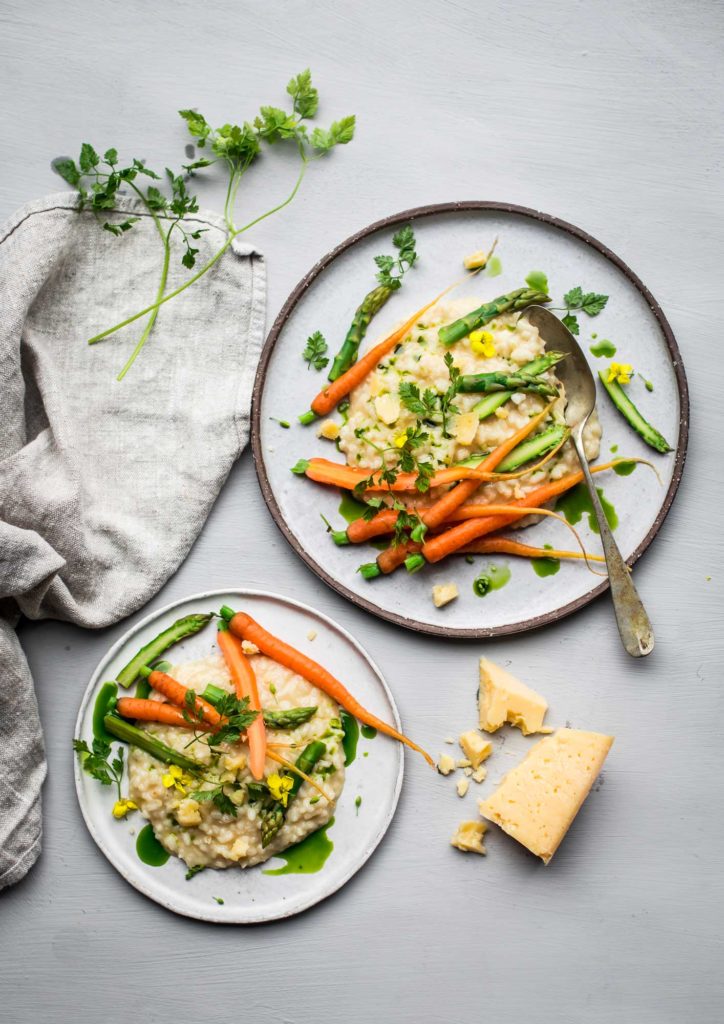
{"left": 572, "top": 433, "right": 655, "bottom": 657}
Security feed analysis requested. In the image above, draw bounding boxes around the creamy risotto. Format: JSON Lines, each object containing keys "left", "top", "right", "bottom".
{"left": 336, "top": 298, "right": 601, "bottom": 509}
{"left": 128, "top": 654, "right": 345, "bottom": 869}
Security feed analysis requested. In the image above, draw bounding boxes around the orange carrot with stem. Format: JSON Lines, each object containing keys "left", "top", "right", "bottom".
{"left": 307, "top": 279, "right": 464, "bottom": 419}
{"left": 220, "top": 607, "right": 434, "bottom": 767}
{"left": 217, "top": 622, "right": 267, "bottom": 780}
{"left": 140, "top": 666, "right": 222, "bottom": 727}
{"left": 116, "top": 697, "right": 212, "bottom": 731}
{"left": 459, "top": 537, "right": 605, "bottom": 563}
{"left": 376, "top": 399, "right": 558, "bottom": 574}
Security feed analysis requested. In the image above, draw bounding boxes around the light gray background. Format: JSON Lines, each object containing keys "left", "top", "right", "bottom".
{"left": 1, "top": 1, "right": 722, "bottom": 1022}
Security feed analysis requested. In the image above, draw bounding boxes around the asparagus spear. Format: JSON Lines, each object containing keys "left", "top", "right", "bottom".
{"left": 457, "top": 370, "right": 558, "bottom": 397}
{"left": 327, "top": 225, "right": 418, "bottom": 381}
{"left": 496, "top": 424, "right": 569, "bottom": 472}
{"left": 598, "top": 371, "right": 672, "bottom": 453}
{"left": 104, "top": 714, "right": 204, "bottom": 772}
{"left": 116, "top": 614, "right": 213, "bottom": 689}
{"left": 438, "top": 287, "right": 550, "bottom": 346}
{"left": 256, "top": 740, "right": 327, "bottom": 847}
{"left": 200, "top": 684, "right": 318, "bottom": 729}
{"left": 473, "top": 351, "right": 566, "bottom": 420}
{"left": 328, "top": 285, "right": 394, "bottom": 381}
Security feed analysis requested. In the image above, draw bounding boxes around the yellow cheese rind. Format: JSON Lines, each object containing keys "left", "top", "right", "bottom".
{"left": 459, "top": 730, "right": 493, "bottom": 768}
{"left": 451, "top": 820, "right": 487, "bottom": 854}
{"left": 478, "top": 728, "right": 613, "bottom": 864}
{"left": 478, "top": 657, "right": 550, "bottom": 735}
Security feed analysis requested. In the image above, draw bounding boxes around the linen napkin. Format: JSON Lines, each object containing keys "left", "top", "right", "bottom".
{"left": 0, "top": 191, "right": 265, "bottom": 888}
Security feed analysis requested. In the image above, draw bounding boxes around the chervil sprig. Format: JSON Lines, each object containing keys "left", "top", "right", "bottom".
{"left": 561, "top": 285, "right": 609, "bottom": 336}
{"left": 73, "top": 736, "right": 125, "bottom": 799}
{"left": 53, "top": 70, "right": 355, "bottom": 379}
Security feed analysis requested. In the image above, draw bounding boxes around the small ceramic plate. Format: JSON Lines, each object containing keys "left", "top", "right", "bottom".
{"left": 252, "top": 202, "right": 688, "bottom": 637}
{"left": 74, "top": 589, "right": 403, "bottom": 923}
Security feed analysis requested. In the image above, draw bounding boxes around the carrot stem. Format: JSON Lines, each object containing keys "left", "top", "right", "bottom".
{"left": 221, "top": 608, "right": 434, "bottom": 767}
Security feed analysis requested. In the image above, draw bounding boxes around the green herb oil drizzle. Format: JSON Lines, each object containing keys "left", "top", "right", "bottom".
{"left": 136, "top": 824, "right": 170, "bottom": 867}
{"left": 341, "top": 711, "right": 359, "bottom": 765}
{"left": 473, "top": 563, "right": 511, "bottom": 597}
{"left": 531, "top": 543, "right": 561, "bottom": 577}
{"left": 589, "top": 339, "right": 616, "bottom": 358}
{"left": 557, "top": 484, "right": 618, "bottom": 534}
{"left": 264, "top": 818, "right": 335, "bottom": 875}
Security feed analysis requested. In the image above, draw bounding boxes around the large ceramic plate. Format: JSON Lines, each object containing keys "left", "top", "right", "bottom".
{"left": 252, "top": 203, "right": 688, "bottom": 638}
{"left": 74, "top": 589, "right": 403, "bottom": 922}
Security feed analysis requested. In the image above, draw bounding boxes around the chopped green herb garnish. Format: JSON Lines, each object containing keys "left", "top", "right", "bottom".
{"left": 73, "top": 737, "right": 124, "bottom": 799}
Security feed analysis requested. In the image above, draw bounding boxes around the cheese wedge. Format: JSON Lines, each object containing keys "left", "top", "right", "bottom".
{"left": 478, "top": 657, "right": 550, "bottom": 735}
{"left": 478, "top": 728, "right": 613, "bottom": 864}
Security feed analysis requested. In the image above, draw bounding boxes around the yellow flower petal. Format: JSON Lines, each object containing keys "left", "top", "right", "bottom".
{"left": 112, "top": 798, "right": 138, "bottom": 820}
{"left": 162, "top": 773, "right": 175, "bottom": 788}
{"left": 394, "top": 434, "right": 407, "bottom": 448}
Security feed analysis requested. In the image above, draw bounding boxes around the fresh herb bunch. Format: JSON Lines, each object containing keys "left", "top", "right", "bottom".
{"left": 374, "top": 225, "right": 418, "bottom": 290}
{"left": 560, "top": 285, "right": 609, "bottom": 336}
{"left": 73, "top": 737, "right": 125, "bottom": 799}
{"left": 52, "top": 70, "right": 355, "bottom": 380}
{"left": 204, "top": 692, "right": 258, "bottom": 748}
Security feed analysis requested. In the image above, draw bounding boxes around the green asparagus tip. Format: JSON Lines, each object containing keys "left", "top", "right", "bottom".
{"left": 138, "top": 665, "right": 152, "bottom": 678}
{"left": 298, "top": 410, "right": 317, "bottom": 426}
{"left": 219, "top": 605, "right": 235, "bottom": 622}
{"left": 404, "top": 554, "right": 426, "bottom": 574}
{"left": 357, "top": 562, "right": 381, "bottom": 580}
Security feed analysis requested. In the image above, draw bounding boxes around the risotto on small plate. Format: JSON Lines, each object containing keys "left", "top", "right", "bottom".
{"left": 74, "top": 590, "right": 405, "bottom": 923}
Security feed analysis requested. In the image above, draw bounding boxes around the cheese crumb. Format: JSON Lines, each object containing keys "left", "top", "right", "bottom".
{"left": 457, "top": 758, "right": 472, "bottom": 768}
{"left": 459, "top": 730, "right": 494, "bottom": 768}
{"left": 306, "top": 629, "right": 317, "bottom": 641}
{"left": 478, "top": 657, "right": 550, "bottom": 735}
{"left": 453, "top": 411, "right": 478, "bottom": 445}
{"left": 175, "top": 799, "right": 202, "bottom": 827}
{"left": 444, "top": 736, "right": 455, "bottom": 745}
{"left": 494, "top": 407, "right": 509, "bottom": 420}
{"left": 437, "top": 754, "right": 456, "bottom": 775}
{"left": 432, "top": 582, "right": 459, "bottom": 608}
{"left": 463, "top": 767, "right": 473, "bottom": 777}
{"left": 374, "top": 393, "right": 401, "bottom": 425}
{"left": 463, "top": 250, "right": 489, "bottom": 271}
{"left": 451, "top": 820, "right": 487, "bottom": 854}
{"left": 317, "top": 419, "right": 340, "bottom": 441}
{"left": 457, "top": 778, "right": 470, "bottom": 797}
{"left": 472, "top": 766, "right": 487, "bottom": 784}
{"left": 241, "top": 640, "right": 259, "bottom": 656}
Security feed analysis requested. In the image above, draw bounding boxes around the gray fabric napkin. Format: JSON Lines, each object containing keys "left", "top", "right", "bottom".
{"left": 0, "top": 191, "right": 265, "bottom": 888}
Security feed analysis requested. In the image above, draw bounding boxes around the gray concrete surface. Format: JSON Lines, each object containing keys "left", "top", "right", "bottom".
{"left": 1, "top": 1, "right": 722, "bottom": 1021}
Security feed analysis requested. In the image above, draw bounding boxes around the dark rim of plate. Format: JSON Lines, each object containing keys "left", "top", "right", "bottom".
{"left": 251, "top": 201, "right": 689, "bottom": 640}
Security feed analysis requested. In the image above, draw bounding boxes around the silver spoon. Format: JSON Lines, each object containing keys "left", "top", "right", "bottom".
{"left": 526, "top": 305, "right": 654, "bottom": 657}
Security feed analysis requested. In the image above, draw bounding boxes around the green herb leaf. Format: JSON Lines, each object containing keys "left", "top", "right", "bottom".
{"left": 73, "top": 736, "right": 124, "bottom": 799}
{"left": 291, "top": 459, "right": 310, "bottom": 475}
{"left": 562, "top": 312, "right": 580, "bottom": 336}
{"left": 179, "top": 109, "right": 211, "bottom": 143}
{"left": 51, "top": 157, "right": 81, "bottom": 186}
{"left": 286, "top": 69, "right": 319, "bottom": 119}
{"left": 302, "top": 330, "right": 329, "bottom": 371}
{"left": 311, "top": 115, "right": 356, "bottom": 153}
{"left": 79, "top": 143, "right": 100, "bottom": 172}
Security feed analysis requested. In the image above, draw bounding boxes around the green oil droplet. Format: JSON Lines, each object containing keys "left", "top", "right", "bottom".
{"left": 610, "top": 444, "right": 619, "bottom": 454}
{"left": 613, "top": 460, "right": 637, "bottom": 476}
{"left": 361, "top": 725, "right": 377, "bottom": 739}
{"left": 338, "top": 491, "right": 368, "bottom": 523}
{"left": 355, "top": 796, "right": 362, "bottom": 815}
{"left": 557, "top": 484, "right": 618, "bottom": 534}
{"left": 136, "top": 824, "right": 170, "bottom": 867}
{"left": 590, "top": 339, "right": 616, "bottom": 358}
{"left": 486, "top": 255, "right": 502, "bottom": 277}
{"left": 473, "top": 564, "right": 511, "bottom": 596}
{"left": 264, "top": 818, "right": 335, "bottom": 875}
{"left": 531, "top": 544, "right": 561, "bottom": 577}
{"left": 92, "top": 682, "right": 118, "bottom": 742}
{"left": 341, "top": 711, "right": 359, "bottom": 765}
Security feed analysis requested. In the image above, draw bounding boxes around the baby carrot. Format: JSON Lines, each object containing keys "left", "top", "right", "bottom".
{"left": 460, "top": 537, "right": 605, "bottom": 563}
{"left": 375, "top": 400, "right": 558, "bottom": 573}
{"left": 116, "top": 697, "right": 211, "bottom": 730}
{"left": 217, "top": 623, "right": 267, "bottom": 780}
{"left": 220, "top": 607, "right": 434, "bottom": 767}
{"left": 309, "top": 280, "right": 462, "bottom": 418}
{"left": 141, "top": 666, "right": 222, "bottom": 727}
